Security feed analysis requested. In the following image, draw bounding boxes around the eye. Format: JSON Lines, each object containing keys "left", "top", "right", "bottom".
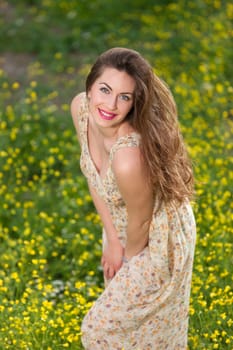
{"left": 100, "top": 87, "right": 110, "bottom": 94}
{"left": 119, "top": 94, "right": 131, "bottom": 101}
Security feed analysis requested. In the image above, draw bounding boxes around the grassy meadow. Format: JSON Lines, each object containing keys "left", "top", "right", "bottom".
{"left": 0, "top": 0, "right": 232, "bottom": 349}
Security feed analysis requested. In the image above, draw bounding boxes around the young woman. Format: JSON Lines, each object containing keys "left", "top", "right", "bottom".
{"left": 71, "top": 47, "right": 196, "bottom": 350}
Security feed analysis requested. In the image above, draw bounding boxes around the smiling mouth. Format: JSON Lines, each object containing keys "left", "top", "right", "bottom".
{"left": 98, "top": 108, "right": 117, "bottom": 120}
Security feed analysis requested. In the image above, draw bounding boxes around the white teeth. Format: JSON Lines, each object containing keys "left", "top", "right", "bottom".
{"left": 101, "top": 109, "right": 114, "bottom": 117}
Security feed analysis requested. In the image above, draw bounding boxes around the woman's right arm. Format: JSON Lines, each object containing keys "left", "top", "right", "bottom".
{"left": 70, "top": 93, "right": 124, "bottom": 280}
{"left": 88, "top": 181, "right": 124, "bottom": 279}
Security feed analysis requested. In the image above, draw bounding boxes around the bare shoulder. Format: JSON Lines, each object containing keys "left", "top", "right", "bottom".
{"left": 112, "top": 146, "right": 149, "bottom": 190}
{"left": 112, "top": 146, "right": 152, "bottom": 206}
{"left": 70, "top": 92, "right": 86, "bottom": 138}
{"left": 70, "top": 91, "right": 86, "bottom": 118}
{"left": 112, "top": 147, "right": 142, "bottom": 176}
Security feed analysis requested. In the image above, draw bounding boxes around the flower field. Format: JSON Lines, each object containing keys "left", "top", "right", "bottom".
{"left": 0, "top": 1, "right": 232, "bottom": 349}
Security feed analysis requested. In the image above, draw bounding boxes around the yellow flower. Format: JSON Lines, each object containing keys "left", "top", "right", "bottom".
{"left": 54, "top": 52, "right": 62, "bottom": 60}
{"left": 12, "top": 82, "right": 20, "bottom": 89}
{"left": 30, "top": 80, "right": 37, "bottom": 87}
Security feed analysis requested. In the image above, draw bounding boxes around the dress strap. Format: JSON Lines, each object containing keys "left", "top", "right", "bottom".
{"left": 109, "top": 133, "right": 141, "bottom": 162}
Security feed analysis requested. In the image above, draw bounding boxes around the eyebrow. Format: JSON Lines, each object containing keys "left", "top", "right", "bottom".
{"left": 99, "top": 82, "right": 134, "bottom": 95}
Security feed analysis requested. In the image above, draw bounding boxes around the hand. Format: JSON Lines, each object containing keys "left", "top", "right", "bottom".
{"left": 101, "top": 239, "right": 124, "bottom": 280}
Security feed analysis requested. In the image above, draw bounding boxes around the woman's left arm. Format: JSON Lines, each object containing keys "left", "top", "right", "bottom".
{"left": 113, "top": 147, "right": 154, "bottom": 260}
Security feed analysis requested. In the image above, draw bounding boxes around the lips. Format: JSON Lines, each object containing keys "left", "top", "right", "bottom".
{"left": 98, "top": 108, "right": 117, "bottom": 120}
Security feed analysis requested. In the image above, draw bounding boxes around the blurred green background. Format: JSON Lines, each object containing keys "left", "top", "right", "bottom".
{"left": 0, "top": 1, "right": 232, "bottom": 349}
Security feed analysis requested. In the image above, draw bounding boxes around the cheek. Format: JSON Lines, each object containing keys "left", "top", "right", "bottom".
{"left": 123, "top": 101, "right": 134, "bottom": 114}
{"left": 88, "top": 89, "right": 102, "bottom": 105}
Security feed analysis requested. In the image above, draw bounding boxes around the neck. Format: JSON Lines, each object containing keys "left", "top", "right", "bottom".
{"left": 98, "top": 125, "right": 119, "bottom": 141}
{"left": 89, "top": 114, "right": 122, "bottom": 142}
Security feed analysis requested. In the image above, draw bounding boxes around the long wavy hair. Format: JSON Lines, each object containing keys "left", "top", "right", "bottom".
{"left": 86, "top": 47, "right": 194, "bottom": 209}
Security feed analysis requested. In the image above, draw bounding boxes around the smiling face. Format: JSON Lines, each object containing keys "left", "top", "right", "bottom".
{"left": 87, "top": 67, "right": 135, "bottom": 129}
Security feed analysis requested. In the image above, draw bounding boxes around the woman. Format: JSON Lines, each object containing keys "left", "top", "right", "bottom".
{"left": 71, "top": 47, "right": 196, "bottom": 350}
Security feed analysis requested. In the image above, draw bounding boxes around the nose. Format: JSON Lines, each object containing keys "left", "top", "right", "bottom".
{"left": 107, "top": 95, "right": 117, "bottom": 110}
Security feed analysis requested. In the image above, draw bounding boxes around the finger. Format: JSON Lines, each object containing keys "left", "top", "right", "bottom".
{"left": 103, "top": 262, "right": 109, "bottom": 279}
{"left": 108, "top": 265, "right": 115, "bottom": 279}
{"left": 104, "top": 263, "right": 115, "bottom": 280}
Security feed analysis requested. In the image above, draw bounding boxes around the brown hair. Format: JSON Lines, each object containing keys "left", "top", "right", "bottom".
{"left": 86, "top": 47, "right": 194, "bottom": 209}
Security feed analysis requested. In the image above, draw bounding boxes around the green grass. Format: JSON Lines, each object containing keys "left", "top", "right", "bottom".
{"left": 0, "top": 0, "right": 232, "bottom": 349}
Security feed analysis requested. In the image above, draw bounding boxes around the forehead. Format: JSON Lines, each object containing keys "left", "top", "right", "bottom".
{"left": 96, "top": 67, "right": 135, "bottom": 91}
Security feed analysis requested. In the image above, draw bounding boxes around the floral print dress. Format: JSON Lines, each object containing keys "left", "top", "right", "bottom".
{"left": 76, "top": 94, "right": 196, "bottom": 350}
